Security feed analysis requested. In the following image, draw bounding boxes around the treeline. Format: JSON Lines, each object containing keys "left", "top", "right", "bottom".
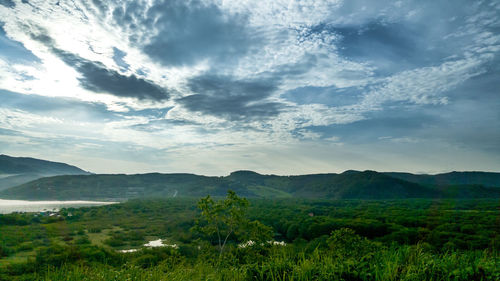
{"left": 248, "top": 199, "right": 499, "bottom": 250}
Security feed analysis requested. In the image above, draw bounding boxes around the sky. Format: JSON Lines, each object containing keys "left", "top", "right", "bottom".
{"left": 0, "top": 0, "right": 499, "bottom": 175}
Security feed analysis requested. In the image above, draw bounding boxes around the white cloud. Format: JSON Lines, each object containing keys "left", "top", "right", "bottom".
{"left": 360, "top": 56, "right": 489, "bottom": 110}
{"left": 0, "top": 0, "right": 499, "bottom": 174}
{"left": 0, "top": 108, "right": 63, "bottom": 128}
{"left": 215, "top": 0, "right": 342, "bottom": 27}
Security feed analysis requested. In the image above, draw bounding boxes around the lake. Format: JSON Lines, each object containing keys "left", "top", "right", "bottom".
{"left": 0, "top": 199, "right": 116, "bottom": 214}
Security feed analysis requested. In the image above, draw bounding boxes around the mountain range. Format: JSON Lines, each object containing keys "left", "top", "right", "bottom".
{"left": 0, "top": 155, "right": 498, "bottom": 200}
{"left": 0, "top": 154, "right": 90, "bottom": 191}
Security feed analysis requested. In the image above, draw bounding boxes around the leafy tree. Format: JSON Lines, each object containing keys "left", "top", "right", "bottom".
{"left": 195, "top": 190, "right": 272, "bottom": 257}
{"left": 327, "top": 228, "right": 379, "bottom": 258}
{"left": 242, "top": 220, "right": 273, "bottom": 244}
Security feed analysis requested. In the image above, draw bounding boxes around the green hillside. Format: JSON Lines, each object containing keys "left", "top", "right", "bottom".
{"left": 0, "top": 155, "right": 90, "bottom": 191}
{"left": 0, "top": 155, "right": 89, "bottom": 175}
{"left": 2, "top": 170, "right": 498, "bottom": 200}
{"left": 385, "top": 171, "right": 500, "bottom": 187}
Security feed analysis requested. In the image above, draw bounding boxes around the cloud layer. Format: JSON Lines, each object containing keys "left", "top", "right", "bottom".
{"left": 0, "top": 0, "right": 499, "bottom": 174}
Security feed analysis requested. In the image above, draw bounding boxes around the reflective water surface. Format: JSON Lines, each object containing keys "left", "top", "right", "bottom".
{"left": 0, "top": 199, "right": 116, "bottom": 214}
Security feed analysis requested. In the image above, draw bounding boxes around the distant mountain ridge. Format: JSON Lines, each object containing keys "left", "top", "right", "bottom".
{"left": 1, "top": 168, "right": 498, "bottom": 201}
{"left": 384, "top": 171, "right": 500, "bottom": 187}
{"left": 0, "top": 154, "right": 90, "bottom": 191}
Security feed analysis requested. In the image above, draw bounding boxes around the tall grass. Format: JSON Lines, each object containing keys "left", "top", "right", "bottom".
{"left": 35, "top": 244, "right": 498, "bottom": 281}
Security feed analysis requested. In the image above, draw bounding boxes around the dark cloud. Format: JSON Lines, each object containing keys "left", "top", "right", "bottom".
{"left": 111, "top": 0, "right": 255, "bottom": 67}
{"left": 58, "top": 49, "right": 170, "bottom": 100}
{"left": 0, "top": 0, "right": 14, "bottom": 8}
{"left": 323, "top": 21, "right": 451, "bottom": 76}
{"left": 335, "top": 23, "right": 424, "bottom": 65}
{"left": 29, "top": 32, "right": 170, "bottom": 101}
{"left": 298, "top": 0, "right": 489, "bottom": 76}
{"left": 90, "top": 0, "right": 108, "bottom": 14}
{"left": 29, "top": 33, "right": 53, "bottom": 45}
{"left": 179, "top": 75, "right": 283, "bottom": 121}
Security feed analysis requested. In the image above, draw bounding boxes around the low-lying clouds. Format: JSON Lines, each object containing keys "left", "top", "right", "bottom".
{"left": 0, "top": 0, "right": 499, "bottom": 174}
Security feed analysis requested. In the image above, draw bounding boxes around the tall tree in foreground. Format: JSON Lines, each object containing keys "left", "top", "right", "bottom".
{"left": 195, "top": 190, "right": 272, "bottom": 257}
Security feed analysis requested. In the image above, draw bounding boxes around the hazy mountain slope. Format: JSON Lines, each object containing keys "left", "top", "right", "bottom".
{"left": 0, "top": 155, "right": 88, "bottom": 175}
{"left": 296, "top": 170, "right": 437, "bottom": 199}
{"left": 259, "top": 171, "right": 436, "bottom": 199}
{"left": 385, "top": 171, "right": 500, "bottom": 187}
{"left": 0, "top": 173, "right": 44, "bottom": 191}
{"left": 2, "top": 170, "right": 498, "bottom": 200}
{"left": 0, "top": 155, "right": 90, "bottom": 191}
{"left": 0, "top": 173, "right": 259, "bottom": 200}
{"left": 433, "top": 184, "right": 500, "bottom": 198}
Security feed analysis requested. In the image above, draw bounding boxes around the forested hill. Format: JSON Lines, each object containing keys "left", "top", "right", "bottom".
{"left": 0, "top": 154, "right": 90, "bottom": 191}
{"left": 1, "top": 170, "right": 499, "bottom": 200}
{"left": 384, "top": 171, "right": 500, "bottom": 187}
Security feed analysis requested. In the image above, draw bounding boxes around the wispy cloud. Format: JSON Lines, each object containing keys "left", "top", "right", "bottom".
{"left": 0, "top": 0, "right": 499, "bottom": 174}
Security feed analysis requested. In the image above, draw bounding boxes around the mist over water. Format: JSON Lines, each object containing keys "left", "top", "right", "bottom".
{"left": 0, "top": 199, "right": 115, "bottom": 214}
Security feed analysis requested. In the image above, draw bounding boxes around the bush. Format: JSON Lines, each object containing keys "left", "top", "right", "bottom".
{"left": 87, "top": 227, "right": 102, "bottom": 233}
{"left": 104, "top": 237, "right": 125, "bottom": 247}
{"left": 133, "top": 254, "right": 157, "bottom": 268}
{"left": 75, "top": 236, "right": 91, "bottom": 245}
{"left": 16, "top": 242, "right": 34, "bottom": 252}
{"left": 0, "top": 244, "right": 15, "bottom": 257}
{"left": 327, "top": 228, "right": 380, "bottom": 258}
{"left": 35, "top": 244, "right": 80, "bottom": 268}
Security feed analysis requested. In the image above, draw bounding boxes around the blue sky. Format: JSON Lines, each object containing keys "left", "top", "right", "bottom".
{"left": 0, "top": 0, "right": 499, "bottom": 175}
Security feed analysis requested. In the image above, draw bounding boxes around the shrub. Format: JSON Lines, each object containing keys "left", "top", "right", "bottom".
{"left": 327, "top": 228, "right": 380, "bottom": 258}
{"left": 104, "top": 237, "right": 125, "bottom": 247}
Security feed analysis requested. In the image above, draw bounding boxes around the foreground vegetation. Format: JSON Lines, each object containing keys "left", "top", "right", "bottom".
{"left": 0, "top": 195, "right": 498, "bottom": 280}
